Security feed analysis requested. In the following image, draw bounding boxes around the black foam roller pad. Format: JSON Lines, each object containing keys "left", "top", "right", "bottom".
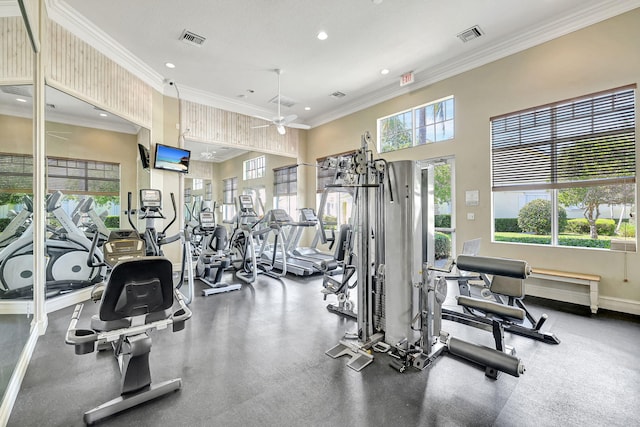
{"left": 456, "top": 255, "right": 530, "bottom": 279}
{"left": 448, "top": 337, "right": 524, "bottom": 377}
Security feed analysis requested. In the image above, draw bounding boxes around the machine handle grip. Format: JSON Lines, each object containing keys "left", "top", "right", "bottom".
{"left": 87, "top": 231, "right": 107, "bottom": 268}
{"left": 162, "top": 193, "right": 177, "bottom": 235}
{"left": 64, "top": 304, "right": 98, "bottom": 355}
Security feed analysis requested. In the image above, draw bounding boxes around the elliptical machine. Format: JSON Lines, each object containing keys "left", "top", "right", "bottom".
{"left": 127, "top": 189, "right": 195, "bottom": 304}
{"left": 193, "top": 210, "right": 241, "bottom": 296}
{"left": 0, "top": 191, "right": 104, "bottom": 299}
{"left": 0, "top": 194, "right": 32, "bottom": 250}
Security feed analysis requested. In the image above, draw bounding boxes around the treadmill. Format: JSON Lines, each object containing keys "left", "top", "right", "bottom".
{"left": 288, "top": 208, "right": 340, "bottom": 275}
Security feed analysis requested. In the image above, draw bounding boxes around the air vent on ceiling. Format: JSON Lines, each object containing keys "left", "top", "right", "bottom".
{"left": 1, "top": 85, "right": 33, "bottom": 97}
{"left": 268, "top": 94, "right": 297, "bottom": 108}
{"left": 180, "top": 30, "right": 206, "bottom": 47}
{"left": 330, "top": 91, "right": 346, "bottom": 99}
{"left": 457, "top": 25, "right": 483, "bottom": 43}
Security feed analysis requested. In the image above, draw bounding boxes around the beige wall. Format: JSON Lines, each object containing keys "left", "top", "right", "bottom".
{"left": 0, "top": 114, "right": 32, "bottom": 154}
{"left": 0, "top": 114, "right": 139, "bottom": 220}
{"left": 305, "top": 9, "right": 640, "bottom": 310}
{"left": 216, "top": 151, "right": 297, "bottom": 211}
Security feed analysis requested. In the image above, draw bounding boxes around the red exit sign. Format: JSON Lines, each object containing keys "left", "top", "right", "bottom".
{"left": 400, "top": 71, "right": 414, "bottom": 86}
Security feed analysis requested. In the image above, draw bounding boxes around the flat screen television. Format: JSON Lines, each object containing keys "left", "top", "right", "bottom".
{"left": 153, "top": 143, "right": 191, "bottom": 174}
{"left": 138, "top": 144, "right": 150, "bottom": 169}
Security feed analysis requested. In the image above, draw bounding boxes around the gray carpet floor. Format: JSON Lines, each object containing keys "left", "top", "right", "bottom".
{"left": 7, "top": 273, "right": 640, "bottom": 427}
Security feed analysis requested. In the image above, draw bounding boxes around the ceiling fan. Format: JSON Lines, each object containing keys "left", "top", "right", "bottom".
{"left": 252, "top": 69, "right": 297, "bottom": 135}
{"left": 199, "top": 146, "right": 215, "bottom": 160}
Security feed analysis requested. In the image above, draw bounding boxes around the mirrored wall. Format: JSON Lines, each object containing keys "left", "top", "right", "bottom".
{"left": 42, "top": 85, "right": 148, "bottom": 302}
{"left": 0, "top": 3, "right": 34, "bottom": 407}
{"left": 0, "top": 82, "right": 33, "bottom": 403}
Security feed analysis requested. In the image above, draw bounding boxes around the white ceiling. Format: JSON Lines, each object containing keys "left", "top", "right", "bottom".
{"left": 4, "top": 1, "right": 640, "bottom": 162}
{"left": 51, "top": 0, "right": 640, "bottom": 129}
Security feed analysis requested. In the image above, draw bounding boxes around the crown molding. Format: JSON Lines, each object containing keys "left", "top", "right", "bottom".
{"left": 307, "top": 0, "right": 640, "bottom": 128}
{"left": 175, "top": 84, "right": 288, "bottom": 122}
{"left": 43, "top": 0, "right": 640, "bottom": 129}
{"left": 0, "top": 0, "right": 20, "bottom": 17}
{"left": 45, "top": 0, "right": 165, "bottom": 92}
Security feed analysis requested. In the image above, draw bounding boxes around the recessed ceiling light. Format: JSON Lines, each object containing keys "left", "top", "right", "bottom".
{"left": 380, "top": 69, "right": 390, "bottom": 75}
{"left": 317, "top": 31, "right": 328, "bottom": 41}
{"left": 304, "top": 107, "right": 311, "bottom": 111}
{"left": 99, "top": 112, "right": 108, "bottom": 117}
{"left": 165, "top": 62, "right": 176, "bottom": 69}
{"left": 16, "top": 98, "right": 27, "bottom": 103}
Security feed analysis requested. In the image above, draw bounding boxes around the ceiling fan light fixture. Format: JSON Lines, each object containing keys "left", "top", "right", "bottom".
{"left": 276, "top": 125, "right": 286, "bottom": 135}
{"left": 317, "top": 31, "right": 328, "bottom": 41}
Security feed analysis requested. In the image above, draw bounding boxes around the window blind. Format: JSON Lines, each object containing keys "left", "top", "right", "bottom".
{"left": 222, "top": 177, "right": 237, "bottom": 204}
{"left": 274, "top": 165, "right": 297, "bottom": 196}
{"left": 491, "top": 86, "right": 636, "bottom": 191}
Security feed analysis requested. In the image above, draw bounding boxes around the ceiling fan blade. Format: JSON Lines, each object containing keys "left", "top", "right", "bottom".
{"left": 281, "top": 114, "right": 298, "bottom": 124}
{"left": 252, "top": 115, "right": 273, "bottom": 122}
{"left": 287, "top": 122, "right": 311, "bottom": 130}
{"left": 251, "top": 124, "right": 272, "bottom": 129}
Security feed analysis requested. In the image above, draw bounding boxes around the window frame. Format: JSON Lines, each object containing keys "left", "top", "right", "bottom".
{"left": 243, "top": 155, "right": 266, "bottom": 180}
{"left": 491, "top": 86, "right": 636, "bottom": 250}
{"left": 377, "top": 95, "right": 455, "bottom": 153}
{"left": 222, "top": 176, "right": 238, "bottom": 221}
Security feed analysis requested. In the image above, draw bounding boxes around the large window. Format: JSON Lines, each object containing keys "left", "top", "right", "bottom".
{"left": 492, "top": 86, "right": 636, "bottom": 250}
{"left": 316, "top": 153, "right": 355, "bottom": 234}
{"left": 0, "top": 153, "right": 121, "bottom": 225}
{"left": 274, "top": 165, "right": 297, "bottom": 215}
{"left": 243, "top": 155, "right": 265, "bottom": 180}
{"left": 222, "top": 177, "right": 238, "bottom": 222}
{"left": 47, "top": 158, "right": 119, "bottom": 195}
{"left": 378, "top": 96, "right": 454, "bottom": 153}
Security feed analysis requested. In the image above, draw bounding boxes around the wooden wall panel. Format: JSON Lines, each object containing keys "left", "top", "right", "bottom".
{"left": 45, "top": 21, "right": 152, "bottom": 129}
{"left": 0, "top": 16, "right": 33, "bottom": 83}
{"left": 182, "top": 100, "right": 299, "bottom": 158}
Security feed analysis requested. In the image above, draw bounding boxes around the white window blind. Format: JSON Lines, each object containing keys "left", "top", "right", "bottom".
{"left": 492, "top": 86, "right": 636, "bottom": 191}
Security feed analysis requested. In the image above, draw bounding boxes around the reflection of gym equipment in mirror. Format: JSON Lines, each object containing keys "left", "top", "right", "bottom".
{"left": 0, "top": 191, "right": 104, "bottom": 299}
{"left": 65, "top": 225, "right": 192, "bottom": 424}
{"left": 323, "top": 132, "right": 549, "bottom": 379}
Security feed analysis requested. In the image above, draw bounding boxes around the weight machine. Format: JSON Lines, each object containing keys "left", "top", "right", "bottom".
{"left": 325, "top": 132, "right": 528, "bottom": 379}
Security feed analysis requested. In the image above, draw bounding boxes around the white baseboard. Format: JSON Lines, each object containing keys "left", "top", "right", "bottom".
{"left": 0, "top": 328, "right": 39, "bottom": 427}
{"left": 526, "top": 283, "right": 640, "bottom": 316}
{"left": 0, "top": 300, "right": 33, "bottom": 315}
{"left": 0, "top": 289, "right": 92, "bottom": 316}
{"left": 599, "top": 296, "right": 640, "bottom": 316}
{"left": 45, "top": 288, "right": 92, "bottom": 313}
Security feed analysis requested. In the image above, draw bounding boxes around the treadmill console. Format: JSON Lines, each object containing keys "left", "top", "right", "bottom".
{"left": 269, "top": 209, "right": 292, "bottom": 224}
{"left": 300, "top": 208, "right": 318, "bottom": 223}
